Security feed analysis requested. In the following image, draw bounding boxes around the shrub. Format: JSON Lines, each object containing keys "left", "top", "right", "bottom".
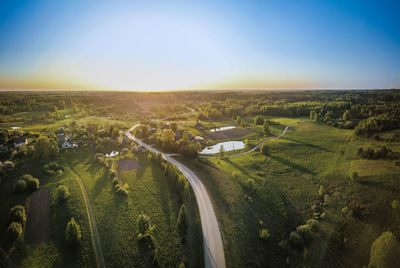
{"left": 108, "top": 169, "right": 117, "bottom": 179}
{"left": 176, "top": 204, "right": 187, "bottom": 237}
{"left": 56, "top": 185, "right": 70, "bottom": 203}
{"left": 369, "top": 231, "right": 400, "bottom": 268}
{"left": 137, "top": 214, "right": 155, "bottom": 237}
{"left": 350, "top": 171, "right": 358, "bottom": 181}
{"left": 296, "top": 224, "right": 313, "bottom": 243}
{"left": 121, "top": 148, "right": 129, "bottom": 155}
{"left": 289, "top": 231, "right": 304, "bottom": 248}
{"left": 260, "top": 143, "right": 269, "bottom": 156}
{"left": 7, "top": 222, "right": 23, "bottom": 242}
{"left": 259, "top": 228, "right": 270, "bottom": 241}
{"left": 112, "top": 177, "right": 120, "bottom": 185}
{"left": 9, "top": 205, "right": 26, "bottom": 225}
{"left": 25, "top": 177, "right": 39, "bottom": 192}
{"left": 115, "top": 183, "right": 129, "bottom": 196}
{"left": 306, "top": 219, "right": 320, "bottom": 232}
{"left": 66, "top": 217, "right": 82, "bottom": 246}
{"left": 12, "top": 180, "right": 26, "bottom": 193}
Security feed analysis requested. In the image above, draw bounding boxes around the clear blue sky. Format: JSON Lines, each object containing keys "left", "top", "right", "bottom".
{"left": 0, "top": 0, "right": 399, "bottom": 90}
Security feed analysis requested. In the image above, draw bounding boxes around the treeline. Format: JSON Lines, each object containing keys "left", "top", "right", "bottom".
{"left": 357, "top": 146, "right": 400, "bottom": 160}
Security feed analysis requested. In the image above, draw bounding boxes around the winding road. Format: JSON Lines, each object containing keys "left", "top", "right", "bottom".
{"left": 127, "top": 124, "right": 226, "bottom": 268}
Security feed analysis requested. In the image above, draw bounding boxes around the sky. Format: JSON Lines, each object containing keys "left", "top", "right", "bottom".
{"left": 0, "top": 0, "right": 399, "bottom": 91}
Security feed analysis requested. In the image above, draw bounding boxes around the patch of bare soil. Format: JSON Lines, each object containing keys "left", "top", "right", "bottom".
{"left": 24, "top": 189, "right": 50, "bottom": 245}
{"left": 117, "top": 158, "right": 143, "bottom": 171}
{"left": 206, "top": 128, "right": 253, "bottom": 140}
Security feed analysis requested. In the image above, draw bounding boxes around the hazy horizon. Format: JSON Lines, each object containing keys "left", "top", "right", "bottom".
{"left": 1, "top": 0, "right": 399, "bottom": 91}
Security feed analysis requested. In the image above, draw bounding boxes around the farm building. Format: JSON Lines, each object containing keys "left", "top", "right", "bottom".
{"left": 13, "top": 137, "right": 28, "bottom": 147}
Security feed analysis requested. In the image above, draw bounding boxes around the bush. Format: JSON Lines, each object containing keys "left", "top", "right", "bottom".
{"left": 296, "top": 224, "right": 313, "bottom": 243}
{"left": 306, "top": 219, "right": 320, "bottom": 232}
{"left": 108, "top": 169, "right": 117, "bottom": 179}
{"left": 259, "top": 228, "right": 270, "bottom": 240}
{"left": 369, "top": 231, "right": 400, "bottom": 268}
{"left": 9, "top": 205, "right": 26, "bottom": 225}
{"left": 137, "top": 214, "right": 155, "bottom": 237}
{"left": 7, "top": 222, "right": 23, "bottom": 242}
{"left": 350, "top": 171, "right": 358, "bottom": 181}
{"left": 66, "top": 217, "right": 82, "bottom": 246}
{"left": 289, "top": 231, "right": 304, "bottom": 248}
{"left": 26, "top": 177, "right": 39, "bottom": 192}
{"left": 176, "top": 204, "right": 187, "bottom": 237}
{"left": 115, "top": 183, "right": 129, "bottom": 196}
{"left": 260, "top": 143, "right": 269, "bottom": 156}
{"left": 12, "top": 180, "right": 26, "bottom": 193}
{"left": 56, "top": 185, "right": 70, "bottom": 203}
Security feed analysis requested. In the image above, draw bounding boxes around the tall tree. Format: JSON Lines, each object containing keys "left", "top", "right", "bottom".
{"left": 34, "top": 136, "right": 50, "bottom": 159}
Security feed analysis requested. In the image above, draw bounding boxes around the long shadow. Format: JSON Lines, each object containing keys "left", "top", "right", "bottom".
{"left": 150, "top": 163, "right": 174, "bottom": 232}
{"left": 281, "top": 136, "right": 331, "bottom": 152}
{"left": 359, "top": 180, "right": 400, "bottom": 193}
{"left": 224, "top": 159, "right": 257, "bottom": 180}
{"left": 269, "top": 155, "right": 315, "bottom": 175}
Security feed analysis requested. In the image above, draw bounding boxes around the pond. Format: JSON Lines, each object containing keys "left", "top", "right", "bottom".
{"left": 199, "top": 141, "right": 245, "bottom": 154}
{"left": 209, "top": 126, "right": 236, "bottom": 132}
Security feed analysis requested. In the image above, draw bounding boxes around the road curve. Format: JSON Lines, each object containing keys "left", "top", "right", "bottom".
{"left": 68, "top": 167, "right": 106, "bottom": 268}
{"left": 200, "top": 121, "right": 299, "bottom": 159}
{"left": 127, "top": 124, "right": 226, "bottom": 268}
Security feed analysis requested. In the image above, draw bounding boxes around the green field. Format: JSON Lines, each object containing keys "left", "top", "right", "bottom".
{"left": 177, "top": 119, "right": 400, "bottom": 267}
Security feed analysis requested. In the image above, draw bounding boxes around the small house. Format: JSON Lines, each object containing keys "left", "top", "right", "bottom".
{"left": 13, "top": 137, "right": 27, "bottom": 147}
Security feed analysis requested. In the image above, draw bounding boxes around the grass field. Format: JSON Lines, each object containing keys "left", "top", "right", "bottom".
{"left": 65, "top": 149, "right": 204, "bottom": 267}
{"left": 177, "top": 119, "right": 400, "bottom": 267}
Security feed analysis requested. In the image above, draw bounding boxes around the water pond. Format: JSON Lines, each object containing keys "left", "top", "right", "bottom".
{"left": 199, "top": 141, "right": 245, "bottom": 154}
{"left": 209, "top": 126, "right": 236, "bottom": 132}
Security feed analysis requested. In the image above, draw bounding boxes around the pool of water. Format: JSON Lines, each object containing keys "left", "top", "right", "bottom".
{"left": 199, "top": 141, "right": 245, "bottom": 154}
{"left": 209, "top": 126, "right": 236, "bottom": 132}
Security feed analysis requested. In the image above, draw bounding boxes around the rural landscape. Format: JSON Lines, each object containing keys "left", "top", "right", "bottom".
{"left": 1, "top": 0, "right": 399, "bottom": 267}
{"left": 0, "top": 90, "right": 399, "bottom": 268}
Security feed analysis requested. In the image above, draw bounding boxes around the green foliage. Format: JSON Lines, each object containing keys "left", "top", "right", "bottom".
{"left": 263, "top": 121, "right": 270, "bottom": 136}
{"left": 289, "top": 231, "right": 304, "bottom": 248}
{"left": 260, "top": 143, "right": 269, "bottom": 156}
{"left": 12, "top": 179, "right": 26, "bottom": 193}
{"left": 318, "top": 185, "right": 324, "bottom": 196}
{"left": 369, "top": 231, "right": 400, "bottom": 268}
{"left": 350, "top": 171, "right": 358, "bottom": 181}
{"left": 176, "top": 204, "right": 187, "bottom": 237}
{"left": 65, "top": 217, "right": 82, "bottom": 246}
{"left": 7, "top": 222, "right": 23, "bottom": 242}
{"left": 391, "top": 200, "right": 400, "bottom": 210}
{"left": 219, "top": 145, "right": 225, "bottom": 159}
{"left": 137, "top": 214, "right": 155, "bottom": 237}
{"left": 34, "top": 136, "right": 50, "bottom": 159}
{"left": 56, "top": 185, "right": 70, "bottom": 203}
{"left": 115, "top": 183, "right": 129, "bottom": 196}
{"left": 9, "top": 205, "right": 26, "bottom": 225}
{"left": 254, "top": 115, "right": 264, "bottom": 125}
{"left": 259, "top": 228, "right": 270, "bottom": 241}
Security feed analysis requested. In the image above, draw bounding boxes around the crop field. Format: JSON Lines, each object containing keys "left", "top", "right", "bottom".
{"left": 24, "top": 189, "right": 50, "bottom": 245}
{"left": 205, "top": 127, "right": 253, "bottom": 140}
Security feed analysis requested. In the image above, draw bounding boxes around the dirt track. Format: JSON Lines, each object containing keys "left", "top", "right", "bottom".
{"left": 24, "top": 189, "right": 50, "bottom": 245}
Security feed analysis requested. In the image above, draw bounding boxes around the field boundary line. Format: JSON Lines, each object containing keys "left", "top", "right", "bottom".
{"left": 67, "top": 166, "right": 106, "bottom": 268}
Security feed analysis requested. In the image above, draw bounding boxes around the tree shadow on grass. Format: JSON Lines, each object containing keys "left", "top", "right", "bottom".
{"left": 269, "top": 155, "right": 315, "bottom": 175}
{"left": 358, "top": 180, "right": 400, "bottom": 193}
{"left": 151, "top": 164, "right": 174, "bottom": 232}
{"left": 281, "top": 136, "right": 330, "bottom": 152}
{"left": 224, "top": 158, "right": 257, "bottom": 180}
